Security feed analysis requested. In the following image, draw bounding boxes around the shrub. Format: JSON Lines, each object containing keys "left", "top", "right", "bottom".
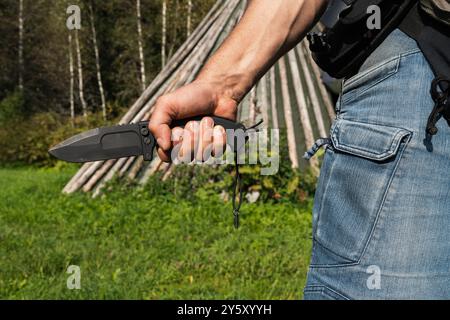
{"left": 0, "top": 90, "right": 25, "bottom": 124}
{"left": 0, "top": 112, "right": 110, "bottom": 166}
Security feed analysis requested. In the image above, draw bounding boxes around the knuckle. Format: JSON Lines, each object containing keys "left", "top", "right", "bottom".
{"left": 148, "top": 121, "right": 158, "bottom": 133}
{"left": 155, "top": 95, "right": 168, "bottom": 106}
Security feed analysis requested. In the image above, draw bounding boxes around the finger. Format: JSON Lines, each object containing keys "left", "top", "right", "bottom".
{"left": 171, "top": 127, "right": 184, "bottom": 162}
{"left": 157, "top": 147, "right": 171, "bottom": 163}
{"left": 171, "top": 127, "right": 184, "bottom": 147}
{"left": 180, "top": 121, "right": 197, "bottom": 163}
{"left": 212, "top": 125, "right": 227, "bottom": 158}
{"left": 196, "top": 117, "right": 214, "bottom": 162}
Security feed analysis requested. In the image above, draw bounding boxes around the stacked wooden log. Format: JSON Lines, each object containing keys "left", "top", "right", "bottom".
{"left": 63, "top": 0, "right": 335, "bottom": 196}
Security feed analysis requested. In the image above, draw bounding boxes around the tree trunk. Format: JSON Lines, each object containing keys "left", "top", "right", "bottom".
{"left": 161, "top": 0, "right": 167, "bottom": 67}
{"left": 89, "top": 2, "right": 107, "bottom": 121}
{"left": 167, "top": 0, "right": 180, "bottom": 60}
{"left": 18, "top": 0, "right": 24, "bottom": 91}
{"left": 68, "top": 33, "right": 75, "bottom": 123}
{"left": 136, "top": 0, "right": 147, "bottom": 92}
{"left": 187, "top": 0, "right": 192, "bottom": 37}
{"left": 75, "top": 29, "right": 88, "bottom": 118}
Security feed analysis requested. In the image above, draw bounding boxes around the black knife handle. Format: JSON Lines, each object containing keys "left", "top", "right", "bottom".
{"left": 170, "top": 116, "right": 246, "bottom": 131}
{"left": 170, "top": 117, "right": 247, "bottom": 154}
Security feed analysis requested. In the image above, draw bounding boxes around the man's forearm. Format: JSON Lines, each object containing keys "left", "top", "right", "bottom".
{"left": 196, "top": 0, "right": 328, "bottom": 103}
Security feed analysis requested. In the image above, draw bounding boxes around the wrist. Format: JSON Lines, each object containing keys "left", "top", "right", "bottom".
{"left": 195, "top": 71, "right": 254, "bottom": 106}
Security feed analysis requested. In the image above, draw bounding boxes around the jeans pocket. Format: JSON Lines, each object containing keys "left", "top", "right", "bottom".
{"left": 341, "top": 55, "right": 400, "bottom": 105}
{"left": 311, "top": 118, "right": 412, "bottom": 265}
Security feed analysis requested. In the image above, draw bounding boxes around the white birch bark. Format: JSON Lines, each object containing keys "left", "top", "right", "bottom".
{"left": 161, "top": 0, "right": 167, "bottom": 67}
{"left": 75, "top": 29, "right": 88, "bottom": 118}
{"left": 136, "top": 0, "right": 147, "bottom": 92}
{"left": 18, "top": 0, "right": 24, "bottom": 91}
{"left": 187, "top": 0, "right": 192, "bottom": 37}
{"left": 68, "top": 33, "right": 75, "bottom": 122}
{"left": 89, "top": 2, "right": 107, "bottom": 121}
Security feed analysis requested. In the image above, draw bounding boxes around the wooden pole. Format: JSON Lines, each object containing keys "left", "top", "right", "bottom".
{"left": 287, "top": 49, "right": 318, "bottom": 170}
{"left": 278, "top": 56, "right": 299, "bottom": 168}
{"left": 304, "top": 43, "right": 336, "bottom": 121}
{"left": 269, "top": 67, "right": 279, "bottom": 129}
{"left": 297, "top": 44, "right": 327, "bottom": 137}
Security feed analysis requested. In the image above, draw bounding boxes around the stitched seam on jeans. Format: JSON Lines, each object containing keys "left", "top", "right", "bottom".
{"left": 304, "top": 285, "right": 351, "bottom": 300}
{"left": 331, "top": 119, "right": 413, "bottom": 161}
{"left": 333, "top": 129, "right": 409, "bottom": 161}
{"left": 310, "top": 239, "right": 355, "bottom": 266}
{"left": 311, "top": 121, "right": 339, "bottom": 237}
{"left": 343, "top": 48, "right": 421, "bottom": 89}
{"left": 312, "top": 148, "right": 338, "bottom": 242}
{"left": 358, "top": 132, "right": 414, "bottom": 263}
{"left": 341, "top": 48, "right": 422, "bottom": 105}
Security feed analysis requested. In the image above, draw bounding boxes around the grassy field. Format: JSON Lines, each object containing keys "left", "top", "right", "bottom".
{"left": 0, "top": 165, "right": 313, "bottom": 299}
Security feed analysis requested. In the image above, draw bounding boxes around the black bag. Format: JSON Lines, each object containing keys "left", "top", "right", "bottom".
{"left": 400, "top": 3, "right": 450, "bottom": 135}
{"left": 308, "top": 0, "right": 417, "bottom": 79}
{"left": 308, "top": 0, "right": 450, "bottom": 136}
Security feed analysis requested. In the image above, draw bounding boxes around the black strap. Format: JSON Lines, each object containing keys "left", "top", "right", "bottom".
{"left": 400, "top": 2, "right": 450, "bottom": 82}
{"left": 400, "top": 3, "right": 450, "bottom": 136}
{"left": 425, "top": 78, "right": 450, "bottom": 136}
{"left": 231, "top": 153, "right": 242, "bottom": 229}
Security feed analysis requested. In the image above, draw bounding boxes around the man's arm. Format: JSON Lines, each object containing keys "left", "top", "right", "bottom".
{"left": 149, "top": 0, "right": 328, "bottom": 162}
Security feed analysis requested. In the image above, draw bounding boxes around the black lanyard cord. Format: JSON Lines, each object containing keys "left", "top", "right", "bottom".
{"left": 426, "top": 77, "right": 450, "bottom": 136}
{"left": 231, "top": 151, "right": 243, "bottom": 229}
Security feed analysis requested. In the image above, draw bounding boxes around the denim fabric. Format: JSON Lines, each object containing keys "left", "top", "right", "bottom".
{"left": 303, "top": 29, "right": 450, "bottom": 300}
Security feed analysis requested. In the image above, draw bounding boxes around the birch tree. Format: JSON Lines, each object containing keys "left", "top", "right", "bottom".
{"left": 136, "top": 0, "right": 147, "bottom": 92}
{"left": 89, "top": 1, "right": 107, "bottom": 120}
{"left": 68, "top": 33, "right": 75, "bottom": 123}
{"left": 74, "top": 29, "right": 88, "bottom": 118}
{"left": 161, "top": 0, "right": 167, "bottom": 67}
{"left": 18, "top": 0, "right": 24, "bottom": 91}
{"left": 187, "top": 0, "right": 192, "bottom": 37}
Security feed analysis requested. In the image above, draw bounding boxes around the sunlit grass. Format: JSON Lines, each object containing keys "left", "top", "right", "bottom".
{"left": 0, "top": 165, "right": 312, "bottom": 299}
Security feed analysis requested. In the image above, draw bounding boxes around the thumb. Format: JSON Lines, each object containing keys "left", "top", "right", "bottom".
{"left": 148, "top": 99, "right": 175, "bottom": 152}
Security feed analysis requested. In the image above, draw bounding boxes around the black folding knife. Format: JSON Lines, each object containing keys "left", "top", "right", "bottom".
{"left": 49, "top": 116, "right": 247, "bottom": 163}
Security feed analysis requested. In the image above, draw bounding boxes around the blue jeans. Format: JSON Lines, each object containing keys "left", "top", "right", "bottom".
{"left": 303, "top": 29, "right": 450, "bottom": 300}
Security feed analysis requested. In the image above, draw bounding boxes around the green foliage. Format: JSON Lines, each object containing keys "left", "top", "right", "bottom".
{"left": 0, "top": 112, "right": 111, "bottom": 166}
{"left": 0, "top": 90, "right": 25, "bottom": 123}
{"left": 0, "top": 166, "right": 313, "bottom": 299}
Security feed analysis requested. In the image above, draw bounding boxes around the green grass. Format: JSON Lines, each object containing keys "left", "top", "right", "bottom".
{"left": 0, "top": 165, "right": 313, "bottom": 299}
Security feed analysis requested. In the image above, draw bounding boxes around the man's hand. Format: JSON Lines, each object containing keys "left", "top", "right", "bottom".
{"left": 148, "top": 80, "right": 238, "bottom": 162}
{"left": 148, "top": 0, "right": 328, "bottom": 163}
